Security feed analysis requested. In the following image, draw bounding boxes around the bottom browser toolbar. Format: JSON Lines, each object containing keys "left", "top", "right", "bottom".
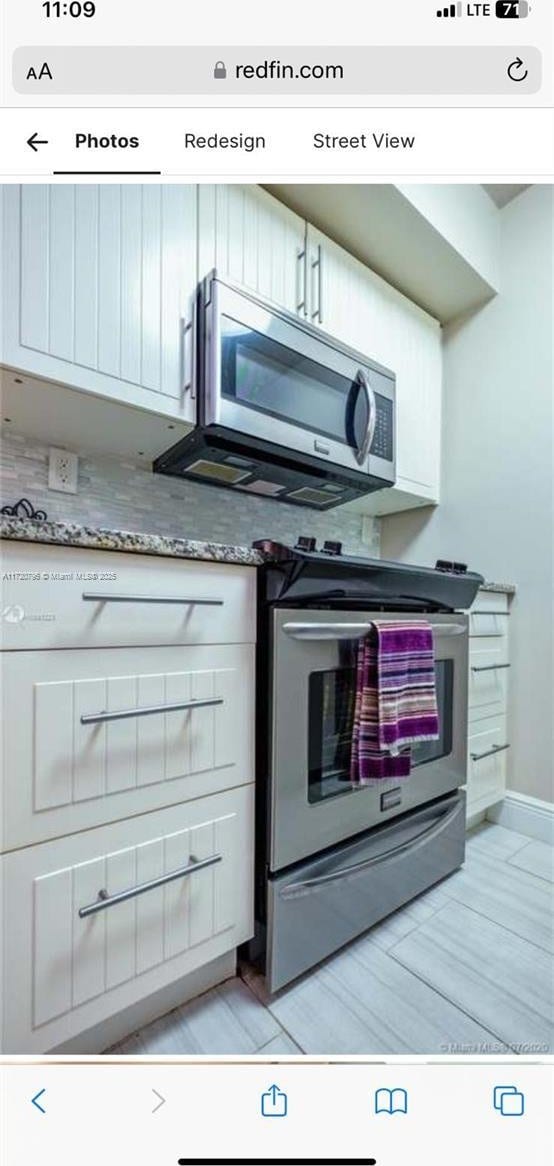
{"left": 1, "top": 1059, "right": 552, "bottom": 1165}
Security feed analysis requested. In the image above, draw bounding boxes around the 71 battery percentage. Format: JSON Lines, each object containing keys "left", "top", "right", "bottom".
{"left": 495, "top": 1, "right": 530, "bottom": 15}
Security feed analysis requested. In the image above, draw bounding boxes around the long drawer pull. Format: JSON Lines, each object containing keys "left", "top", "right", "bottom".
{"left": 472, "top": 610, "right": 509, "bottom": 617}
{"left": 78, "top": 853, "right": 222, "bottom": 918}
{"left": 471, "top": 743, "right": 510, "bottom": 762}
{"left": 80, "top": 696, "right": 223, "bottom": 725}
{"left": 280, "top": 801, "right": 461, "bottom": 897}
{"left": 471, "top": 663, "right": 511, "bottom": 673}
{"left": 82, "top": 593, "right": 224, "bottom": 606}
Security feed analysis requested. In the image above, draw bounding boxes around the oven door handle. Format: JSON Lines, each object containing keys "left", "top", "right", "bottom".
{"left": 282, "top": 621, "right": 465, "bottom": 641}
{"left": 279, "top": 801, "right": 462, "bottom": 898}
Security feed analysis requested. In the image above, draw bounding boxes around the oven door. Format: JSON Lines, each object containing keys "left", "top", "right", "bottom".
{"left": 269, "top": 607, "right": 469, "bottom": 872}
{"left": 201, "top": 273, "right": 395, "bottom": 481}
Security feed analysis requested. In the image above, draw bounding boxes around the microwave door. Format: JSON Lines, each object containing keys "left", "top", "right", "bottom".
{"left": 203, "top": 278, "right": 379, "bottom": 476}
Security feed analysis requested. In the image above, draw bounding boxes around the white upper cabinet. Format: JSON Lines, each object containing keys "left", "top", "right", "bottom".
{"left": 306, "top": 225, "right": 442, "bottom": 513}
{"left": 198, "top": 184, "right": 306, "bottom": 315}
{"left": 1, "top": 184, "right": 197, "bottom": 421}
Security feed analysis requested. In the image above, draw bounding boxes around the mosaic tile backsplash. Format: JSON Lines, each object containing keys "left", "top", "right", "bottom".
{"left": 0, "top": 432, "right": 381, "bottom": 557}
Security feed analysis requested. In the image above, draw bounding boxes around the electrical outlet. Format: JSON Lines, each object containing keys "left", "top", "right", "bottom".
{"left": 48, "top": 448, "right": 79, "bottom": 494}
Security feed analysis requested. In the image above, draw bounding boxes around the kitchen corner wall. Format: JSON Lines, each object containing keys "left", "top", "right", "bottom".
{"left": 380, "top": 184, "right": 554, "bottom": 805}
{"left": 0, "top": 431, "right": 381, "bottom": 557}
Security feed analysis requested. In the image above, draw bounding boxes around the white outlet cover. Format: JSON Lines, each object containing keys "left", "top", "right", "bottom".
{"left": 48, "top": 447, "right": 79, "bottom": 494}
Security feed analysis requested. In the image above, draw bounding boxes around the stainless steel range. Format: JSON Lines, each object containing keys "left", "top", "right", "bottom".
{"left": 248, "top": 538, "right": 484, "bottom": 992}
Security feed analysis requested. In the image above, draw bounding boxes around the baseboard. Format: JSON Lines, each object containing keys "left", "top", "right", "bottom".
{"left": 486, "top": 791, "right": 554, "bottom": 844}
{"left": 50, "top": 950, "right": 237, "bottom": 1055}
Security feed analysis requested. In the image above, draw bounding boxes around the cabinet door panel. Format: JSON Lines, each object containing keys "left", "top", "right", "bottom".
{"left": 3, "top": 184, "right": 197, "bottom": 418}
{"left": 307, "top": 223, "right": 442, "bottom": 506}
{"left": 198, "top": 185, "right": 306, "bottom": 315}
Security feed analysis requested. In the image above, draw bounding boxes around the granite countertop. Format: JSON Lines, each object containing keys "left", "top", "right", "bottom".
{"left": 0, "top": 516, "right": 264, "bottom": 567}
{"left": 0, "top": 516, "right": 518, "bottom": 592}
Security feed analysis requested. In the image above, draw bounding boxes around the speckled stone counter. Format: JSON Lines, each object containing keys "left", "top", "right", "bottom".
{"left": 479, "top": 582, "right": 517, "bottom": 596}
{"left": 0, "top": 516, "right": 264, "bottom": 567}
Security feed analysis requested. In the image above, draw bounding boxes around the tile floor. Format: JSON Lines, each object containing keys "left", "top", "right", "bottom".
{"left": 109, "top": 822, "right": 553, "bottom": 1056}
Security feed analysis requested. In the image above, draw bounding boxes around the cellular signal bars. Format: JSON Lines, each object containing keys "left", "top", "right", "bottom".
{"left": 436, "top": 3, "right": 463, "bottom": 14}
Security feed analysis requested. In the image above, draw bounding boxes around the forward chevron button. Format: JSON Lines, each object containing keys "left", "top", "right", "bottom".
{"left": 152, "top": 1088, "right": 166, "bottom": 1113}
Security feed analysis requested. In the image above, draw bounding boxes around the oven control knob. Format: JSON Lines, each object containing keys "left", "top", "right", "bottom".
{"left": 323, "top": 540, "right": 343, "bottom": 556}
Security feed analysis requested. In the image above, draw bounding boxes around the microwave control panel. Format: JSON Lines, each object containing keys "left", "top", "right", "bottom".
{"left": 370, "top": 394, "right": 394, "bottom": 461}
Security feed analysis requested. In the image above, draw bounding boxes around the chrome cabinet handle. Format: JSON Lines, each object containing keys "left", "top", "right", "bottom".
{"left": 310, "top": 243, "right": 323, "bottom": 323}
{"left": 182, "top": 316, "right": 193, "bottom": 396}
{"left": 283, "top": 621, "right": 465, "bottom": 641}
{"left": 471, "top": 743, "right": 510, "bottom": 762}
{"left": 78, "top": 853, "right": 222, "bottom": 918}
{"left": 472, "top": 610, "right": 509, "bottom": 617}
{"left": 471, "top": 663, "right": 510, "bottom": 673}
{"left": 296, "top": 246, "right": 307, "bottom": 316}
{"left": 82, "top": 593, "right": 223, "bottom": 605}
{"left": 280, "top": 801, "right": 462, "bottom": 898}
{"left": 354, "top": 368, "right": 377, "bottom": 466}
{"left": 80, "top": 696, "right": 223, "bottom": 725}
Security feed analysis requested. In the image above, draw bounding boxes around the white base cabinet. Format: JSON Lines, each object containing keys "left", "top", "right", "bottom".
{"left": 466, "top": 591, "right": 511, "bottom": 817}
{"left": 1, "top": 785, "right": 254, "bottom": 1053}
{"left": 0, "top": 541, "right": 257, "bottom": 1054}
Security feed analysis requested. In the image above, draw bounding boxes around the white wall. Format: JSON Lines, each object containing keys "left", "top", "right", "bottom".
{"left": 381, "top": 184, "right": 554, "bottom": 803}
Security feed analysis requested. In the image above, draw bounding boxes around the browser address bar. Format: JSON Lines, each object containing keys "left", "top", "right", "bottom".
{"left": 13, "top": 45, "right": 541, "bottom": 95}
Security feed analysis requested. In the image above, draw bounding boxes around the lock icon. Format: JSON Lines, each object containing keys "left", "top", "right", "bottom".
{"left": 214, "top": 61, "right": 227, "bottom": 80}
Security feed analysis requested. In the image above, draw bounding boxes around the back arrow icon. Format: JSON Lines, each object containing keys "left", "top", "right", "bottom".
{"left": 152, "top": 1088, "right": 165, "bottom": 1113}
{"left": 27, "top": 132, "right": 49, "bottom": 152}
{"left": 31, "top": 1088, "right": 46, "bottom": 1114}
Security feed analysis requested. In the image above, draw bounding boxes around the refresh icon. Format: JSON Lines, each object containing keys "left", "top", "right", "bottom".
{"left": 507, "top": 56, "right": 529, "bottom": 82}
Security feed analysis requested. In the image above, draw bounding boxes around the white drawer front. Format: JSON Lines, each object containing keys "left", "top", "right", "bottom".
{"left": 469, "top": 609, "right": 509, "bottom": 638}
{"left": 1, "top": 785, "right": 254, "bottom": 1052}
{"left": 471, "top": 592, "right": 509, "bottom": 615}
{"left": 1, "top": 542, "right": 256, "bottom": 649}
{"left": 2, "top": 644, "right": 254, "bottom": 850}
{"left": 467, "top": 716, "right": 509, "bottom": 814}
{"left": 469, "top": 638, "right": 509, "bottom": 720}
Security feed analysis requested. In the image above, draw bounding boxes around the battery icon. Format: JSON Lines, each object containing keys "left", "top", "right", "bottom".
{"left": 495, "top": 1, "right": 530, "bottom": 16}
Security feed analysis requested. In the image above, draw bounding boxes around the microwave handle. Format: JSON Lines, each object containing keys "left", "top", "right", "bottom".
{"left": 283, "top": 621, "right": 465, "bottom": 641}
{"left": 355, "top": 368, "right": 377, "bottom": 465}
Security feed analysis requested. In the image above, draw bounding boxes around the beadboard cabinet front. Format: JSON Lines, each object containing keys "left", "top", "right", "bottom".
{"left": 198, "top": 184, "right": 307, "bottom": 315}
{"left": 1, "top": 184, "right": 197, "bottom": 420}
{"left": 1, "top": 785, "right": 254, "bottom": 1053}
{"left": 2, "top": 643, "right": 254, "bottom": 851}
{"left": 305, "top": 225, "right": 442, "bottom": 513}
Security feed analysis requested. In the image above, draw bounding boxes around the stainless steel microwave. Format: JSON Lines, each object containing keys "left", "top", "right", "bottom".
{"left": 154, "top": 271, "right": 396, "bottom": 510}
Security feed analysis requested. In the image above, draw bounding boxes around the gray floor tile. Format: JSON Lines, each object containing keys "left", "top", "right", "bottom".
{"left": 253, "top": 941, "right": 507, "bottom": 1055}
{"left": 123, "top": 978, "right": 281, "bottom": 1055}
{"left": 508, "top": 840, "right": 554, "bottom": 883}
{"left": 390, "top": 900, "right": 553, "bottom": 1053}
{"left": 465, "top": 823, "right": 531, "bottom": 861}
{"left": 436, "top": 848, "right": 553, "bottom": 952}
{"left": 256, "top": 1032, "right": 303, "bottom": 1055}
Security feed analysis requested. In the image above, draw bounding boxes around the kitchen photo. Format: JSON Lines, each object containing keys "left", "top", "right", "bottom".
{"left": 0, "top": 181, "right": 552, "bottom": 1057}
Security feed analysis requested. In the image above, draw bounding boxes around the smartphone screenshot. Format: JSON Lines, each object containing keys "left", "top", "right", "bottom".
{"left": 0, "top": 2, "right": 552, "bottom": 1163}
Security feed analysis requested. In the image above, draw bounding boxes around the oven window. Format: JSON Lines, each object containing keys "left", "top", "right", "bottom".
{"left": 307, "top": 660, "right": 454, "bottom": 803}
{"left": 221, "top": 316, "right": 369, "bottom": 452}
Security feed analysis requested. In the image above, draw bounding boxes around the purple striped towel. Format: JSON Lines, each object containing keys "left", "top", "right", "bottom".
{"left": 350, "top": 620, "right": 439, "bottom": 785}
